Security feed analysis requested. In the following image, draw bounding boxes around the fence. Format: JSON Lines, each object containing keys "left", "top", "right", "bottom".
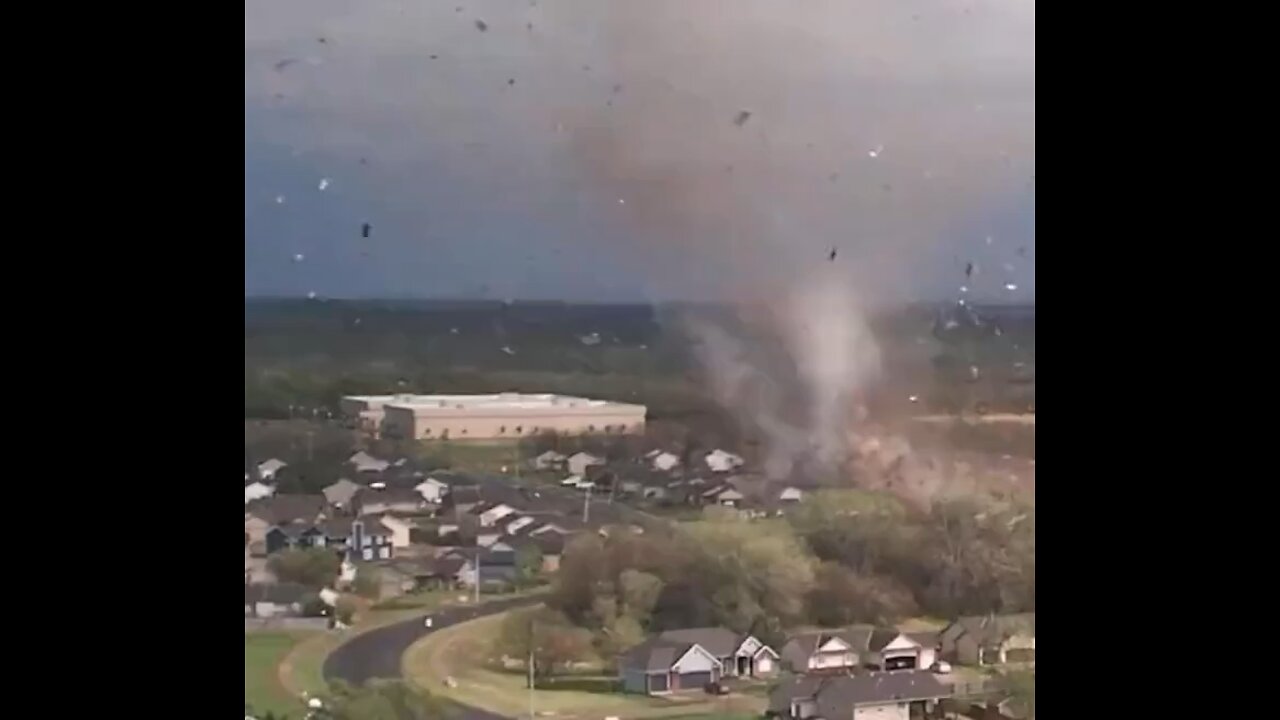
{"left": 245, "top": 617, "right": 330, "bottom": 631}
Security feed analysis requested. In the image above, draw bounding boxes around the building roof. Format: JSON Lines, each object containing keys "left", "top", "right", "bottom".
{"left": 247, "top": 494, "right": 326, "bottom": 524}
{"left": 657, "top": 627, "right": 742, "bottom": 658}
{"left": 323, "top": 479, "right": 363, "bottom": 505}
{"left": 351, "top": 393, "right": 646, "bottom": 416}
{"left": 619, "top": 638, "right": 697, "bottom": 672}
{"left": 945, "top": 613, "right": 1035, "bottom": 646}
{"left": 769, "top": 672, "right": 950, "bottom": 715}
{"left": 358, "top": 487, "right": 427, "bottom": 507}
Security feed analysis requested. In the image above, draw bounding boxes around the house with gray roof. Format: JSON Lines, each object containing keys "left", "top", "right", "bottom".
{"left": 618, "top": 638, "right": 723, "bottom": 695}
{"left": 769, "top": 671, "right": 950, "bottom": 720}
{"left": 618, "top": 627, "right": 778, "bottom": 694}
{"left": 323, "top": 478, "right": 362, "bottom": 508}
{"left": 938, "top": 613, "right": 1035, "bottom": 666}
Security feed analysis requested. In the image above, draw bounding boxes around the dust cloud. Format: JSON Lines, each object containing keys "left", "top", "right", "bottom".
{"left": 553, "top": 1, "right": 1034, "bottom": 484}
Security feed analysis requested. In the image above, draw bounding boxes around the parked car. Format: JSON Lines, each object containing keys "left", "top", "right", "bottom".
{"left": 931, "top": 660, "right": 953, "bottom": 674}
{"left": 705, "top": 681, "right": 730, "bottom": 696}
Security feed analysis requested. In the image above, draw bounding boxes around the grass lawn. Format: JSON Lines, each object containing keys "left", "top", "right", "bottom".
{"left": 403, "top": 611, "right": 767, "bottom": 720}
{"left": 246, "top": 632, "right": 314, "bottom": 717}
{"left": 278, "top": 588, "right": 550, "bottom": 700}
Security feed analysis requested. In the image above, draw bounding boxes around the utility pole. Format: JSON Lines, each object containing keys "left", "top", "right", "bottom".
{"left": 528, "top": 616, "right": 536, "bottom": 720}
{"left": 582, "top": 484, "right": 592, "bottom": 525}
{"left": 474, "top": 542, "right": 481, "bottom": 605}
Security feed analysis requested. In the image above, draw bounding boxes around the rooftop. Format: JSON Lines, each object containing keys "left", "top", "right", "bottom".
{"left": 345, "top": 392, "right": 644, "bottom": 413}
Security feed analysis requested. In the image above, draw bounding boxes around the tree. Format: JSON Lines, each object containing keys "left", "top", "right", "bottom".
{"left": 495, "top": 608, "right": 593, "bottom": 685}
{"left": 269, "top": 547, "right": 341, "bottom": 588}
{"left": 513, "top": 543, "right": 544, "bottom": 587}
{"left": 1001, "top": 670, "right": 1035, "bottom": 719}
{"left": 354, "top": 565, "right": 381, "bottom": 599}
{"left": 317, "top": 679, "right": 450, "bottom": 720}
{"left": 807, "top": 562, "right": 917, "bottom": 626}
{"left": 335, "top": 596, "right": 358, "bottom": 625}
{"left": 617, "top": 569, "right": 663, "bottom": 622}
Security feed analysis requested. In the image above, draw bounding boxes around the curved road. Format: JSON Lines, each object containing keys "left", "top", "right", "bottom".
{"left": 323, "top": 595, "right": 541, "bottom": 719}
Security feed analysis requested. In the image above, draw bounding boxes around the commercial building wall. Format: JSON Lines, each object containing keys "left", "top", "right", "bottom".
{"left": 380, "top": 406, "right": 645, "bottom": 441}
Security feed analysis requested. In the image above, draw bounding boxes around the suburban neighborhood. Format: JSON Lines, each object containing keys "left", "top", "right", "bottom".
{"left": 246, "top": 393, "right": 1035, "bottom": 720}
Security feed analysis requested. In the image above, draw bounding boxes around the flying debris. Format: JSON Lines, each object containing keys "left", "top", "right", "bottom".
{"left": 430, "top": 54, "right": 439, "bottom": 60}
{"left": 508, "top": 78, "right": 515, "bottom": 86}
{"left": 580, "top": 333, "right": 602, "bottom": 346}
{"left": 985, "top": 236, "right": 994, "bottom": 245}
{"left": 828, "top": 248, "right": 838, "bottom": 262}
{"left": 612, "top": 84, "right": 623, "bottom": 94}
{"left": 293, "top": 253, "right": 305, "bottom": 262}
{"left": 275, "top": 195, "right": 285, "bottom": 204}
{"left": 307, "top": 291, "right": 317, "bottom": 300}
{"left": 868, "top": 145, "right": 883, "bottom": 158}
{"left": 273, "top": 58, "right": 299, "bottom": 72}
{"left": 1017, "top": 246, "right": 1028, "bottom": 257}
{"left": 1004, "top": 283, "right": 1019, "bottom": 291}
{"left": 959, "top": 285, "right": 968, "bottom": 293}
{"left": 527, "top": 22, "right": 533, "bottom": 31}
{"left": 965, "top": 262, "right": 974, "bottom": 278}
{"left": 500, "top": 346, "right": 516, "bottom": 355}
{"left": 908, "top": 395, "right": 919, "bottom": 403}
{"left": 360, "top": 157, "right": 368, "bottom": 165}
{"left": 733, "top": 110, "right": 752, "bottom": 127}
{"left": 361, "top": 223, "right": 372, "bottom": 239}
{"left": 450, "top": 328, "right": 459, "bottom": 335}
{"left": 318, "top": 178, "right": 331, "bottom": 191}
{"left": 317, "top": 37, "right": 329, "bottom": 44}
{"left": 475, "top": 19, "right": 488, "bottom": 32}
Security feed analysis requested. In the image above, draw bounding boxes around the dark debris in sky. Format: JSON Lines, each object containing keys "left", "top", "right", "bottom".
{"left": 734, "top": 110, "right": 752, "bottom": 127}
{"left": 475, "top": 19, "right": 488, "bottom": 32}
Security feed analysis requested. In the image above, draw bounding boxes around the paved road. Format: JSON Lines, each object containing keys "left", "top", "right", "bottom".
{"left": 323, "top": 594, "right": 541, "bottom": 719}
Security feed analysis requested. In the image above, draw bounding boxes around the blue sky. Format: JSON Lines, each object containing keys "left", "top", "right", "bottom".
{"left": 245, "top": 0, "right": 1034, "bottom": 305}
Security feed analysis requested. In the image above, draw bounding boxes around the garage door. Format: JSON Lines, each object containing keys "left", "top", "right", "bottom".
{"left": 679, "top": 671, "right": 712, "bottom": 688}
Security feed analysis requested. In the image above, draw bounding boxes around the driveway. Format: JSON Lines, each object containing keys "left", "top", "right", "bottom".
{"left": 323, "top": 594, "right": 542, "bottom": 719}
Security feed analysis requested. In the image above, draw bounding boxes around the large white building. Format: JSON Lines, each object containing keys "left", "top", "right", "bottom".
{"left": 340, "top": 393, "right": 647, "bottom": 440}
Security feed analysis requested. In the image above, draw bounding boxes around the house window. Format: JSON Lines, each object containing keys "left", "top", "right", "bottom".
{"left": 461, "top": 428, "right": 468, "bottom": 435}
{"left": 499, "top": 426, "right": 506, "bottom": 434}
{"left": 515, "top": 426, "right": 523, "bottom": 434}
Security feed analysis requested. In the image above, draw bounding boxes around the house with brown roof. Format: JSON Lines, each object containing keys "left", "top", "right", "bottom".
{"left": 769, "top": 671, "right": 950, "bottom": 720}
{"left": 781, "top": 628, "right": 938, "bottom": 674}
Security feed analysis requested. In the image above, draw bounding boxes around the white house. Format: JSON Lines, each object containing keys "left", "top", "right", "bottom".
{"left": 244, "top": 481, "right": 276, "bottom": 504}
{"left": 567, "top": 452, "right": 604, "bottom": 477}
{"left": 534, "top": 450, "right": 567, "bottom": 470}
{"left": 414, "top": 477, "right": 450, "bottom": 502}
{"left": 257, "top": 458, "right": 287, "bottom": 481}
{"left": 649, "top": 451, "right": 681, "bottom": 472}
{"left": 379, "top": 515, "right": 413, "bottom": 548}
{"left": 477, "top": 503, "right": 518, "bottom": 528}
{"left": 704, "top": 449, "right": 744, "bottom": 473}
{"left": 349, "top": 451, "right": 390, "bottom": 473}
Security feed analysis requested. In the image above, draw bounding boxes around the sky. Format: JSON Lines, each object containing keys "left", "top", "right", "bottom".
{"left": 245, "top": 0, "right": 1034, "bottom": 305}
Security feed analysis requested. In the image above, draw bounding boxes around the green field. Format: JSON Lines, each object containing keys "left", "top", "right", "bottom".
{"left": 246, "top": 632, "right": 311, "bottom": 717}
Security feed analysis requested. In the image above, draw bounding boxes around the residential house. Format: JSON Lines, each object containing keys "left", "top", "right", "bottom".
{"left": 312, "top": 516, "right": 395, "bottom": 560}
{"left": 378, "top": 555, "right": 468, "bottom": 597}
{"left": 769, "top": 671, "right": 950, "bottom": 720}
{"left": 502, "top": 531, "right": 566, "bottom": 572}
{"left": 619, "top": 638, "right": 723, "bottom": 695}
{"left": 702, "top": 483, "right": 745, "bottom": 507}
{"left": 348, "top": 450, "right": 391, "bottom": 474}
{"left": 447, "top": 545, "right": 517, "bottom": 588}
{"left": 414, "top": 476, "right": 451, "bottom": 503}
{"left": 533, "top": 450, "right": 567, "bottom": 470}
{"left": 266, "top": 522, "right": 328, "bottom": 554}
{"left": 447, "top": 485, "right": 483, "bottom": 513}
{"left": 257, "top": 458, "right": 288, "bottom": 481}
{"left": 567, "top": 452, "right": 604, "bottom": 477}
{"left": 704, "top": 449, "right": 744, "bottom": 473}
{"left": 778, "top": 486, "right": 805, "bottom": 504}
{"left": 245, "top": 583, "right": 312, "bottom": 618}
{"left": 473, "top": 502, "right": 518, "bottom": 528}
{"left": 655, "top": 628, "right": 778, "bottom": 678}
{"left": 938, "top": 613, "right": 1035, "bottom": 666}
{"left": 356, "top": 488, "right": 430, "bottom": 516}
{"left": 646, "top": 450, "right": 681, "bottom": 472}
{"left": 323, "top": 478, "right": 363, "bottom": 508}
{"left": 247, "top": 494, "right": 328, "bottom": 526}
{"left": 245, "top": 480, "right": 276, "bottom": 505}
{"left": 379, "top": 515, "right": 413, "bottom": 548}
{"left": 781, "top": 628, "right": 937, "bottom": 674}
